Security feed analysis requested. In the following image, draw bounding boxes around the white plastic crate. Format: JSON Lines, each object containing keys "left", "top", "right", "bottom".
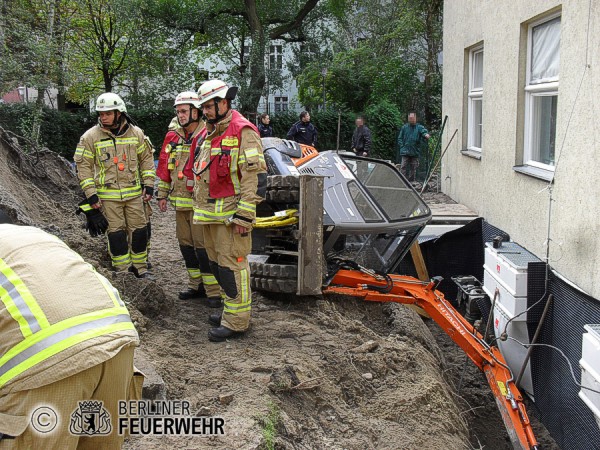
{"left": 484, "top": 243, "right": 540, "bottom": 298}
{"left": 483, "top": 266, "right": 528, "bottom": 321}
{"left": 579, "top": 324, "right": 600, "bottom": 429}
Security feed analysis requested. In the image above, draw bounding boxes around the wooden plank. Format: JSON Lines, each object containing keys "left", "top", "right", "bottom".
{"left": 429, "top": 203, "right": 478, "bottom": 217}
{"left": 408, "top": 242, "right": 431, "bottom": 319}
{"left": 297, "top": 175, "right": 324, "bottom": 296}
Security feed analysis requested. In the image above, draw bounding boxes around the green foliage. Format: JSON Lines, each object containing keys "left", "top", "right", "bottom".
{"left": 258, "top": 401, "right": 280, "bottom": 450}
{"left": 364, "top": 101, "right": 402, "bottom": 161}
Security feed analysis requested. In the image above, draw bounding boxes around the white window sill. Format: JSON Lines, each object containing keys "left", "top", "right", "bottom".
{"left": 461, "top": 149, "right": 482, "bottom": 160}
{"left": 513, "top": 165, "right": 554, "bottom": 182}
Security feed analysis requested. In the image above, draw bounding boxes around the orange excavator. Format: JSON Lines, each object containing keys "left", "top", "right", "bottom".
{"left": 324, "top": 260, "right": 538, "bottom": 450}
{"left": 251, "top": 138, "right": 539, "bottom": 449}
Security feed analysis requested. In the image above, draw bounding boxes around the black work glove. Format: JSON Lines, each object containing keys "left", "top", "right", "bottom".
{"left": 76, "top": 199, "right": 109, "bottom": 237}
{"left": 144, "top": 186, "right": 154, "bottom": 197}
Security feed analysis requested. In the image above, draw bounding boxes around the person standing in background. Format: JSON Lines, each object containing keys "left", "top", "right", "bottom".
{"left": 258, "top": 113, "right": 273, "bottom": 138}
{"left": 397, "top": 111, "right": 430, "bottom": 183}
{"left": 286, "top": 111, "right": 317, "bottom": 147}
{"left": 351, "top": 116, "right": 372, "bottom": 156}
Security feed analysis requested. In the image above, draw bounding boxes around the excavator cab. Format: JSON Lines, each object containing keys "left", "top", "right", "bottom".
{"left": 250, "top": 139, "right": 430, "bottom": 293}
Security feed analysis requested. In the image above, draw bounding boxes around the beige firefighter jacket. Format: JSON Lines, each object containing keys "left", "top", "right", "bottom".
{"left": 192, "top": 111, "right": 266, "bottom": 228}
{"left": 0, "top": 225, "right": 139, "bottom": 395}
{"left": 157, "top": 119, "right": 205, "bottom": 210}
{"left": 74, "top": 122, "right": 155, "bottom": 201}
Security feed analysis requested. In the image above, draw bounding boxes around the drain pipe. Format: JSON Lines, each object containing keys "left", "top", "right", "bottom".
{"left": 515, "top": 294, "right": 554, "bottom": 387}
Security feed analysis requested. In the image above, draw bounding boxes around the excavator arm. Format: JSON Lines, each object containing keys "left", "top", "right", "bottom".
{"left": 324, "top": 267, "right": 539, "bottom": 450}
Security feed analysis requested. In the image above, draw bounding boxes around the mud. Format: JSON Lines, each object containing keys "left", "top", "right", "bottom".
{"left": 0, "top": 128, "right": 557, "bottom": 449}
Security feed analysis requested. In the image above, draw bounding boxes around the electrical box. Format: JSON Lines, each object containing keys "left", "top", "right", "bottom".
{"left": 580, "top": 324, "right": 600, "bottom": 429}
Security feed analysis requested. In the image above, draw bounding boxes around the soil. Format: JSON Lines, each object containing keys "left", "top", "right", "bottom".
{"left": 0, "top": 128, "right": 558, "bottom": 449}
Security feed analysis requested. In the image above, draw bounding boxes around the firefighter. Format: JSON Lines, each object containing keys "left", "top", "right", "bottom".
{"left": 0, "top": 223, "right": 141, "bottom": 449}
{"left": 74, "top": 93, "right": 155, "bottom": 278}
{"left": 186, "top": 79, "right": 266, "bottom": 342}
{"left": 156, "top": 91, "right": 221, "bottom": 306}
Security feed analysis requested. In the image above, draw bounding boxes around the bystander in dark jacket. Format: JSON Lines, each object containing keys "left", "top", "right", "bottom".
{"left": 258, "top": 113, "right": 273, "bottom": 138}
{"left": 287, "top": 111, "right": 317, "bottom": 147}
{"left": 351, "top": 117, "right": 372, "bottom": 156}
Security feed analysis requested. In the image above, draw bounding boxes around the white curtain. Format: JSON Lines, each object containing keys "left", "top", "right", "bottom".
{"left": 531, "top": 16, "right": 561, "bottom": 83}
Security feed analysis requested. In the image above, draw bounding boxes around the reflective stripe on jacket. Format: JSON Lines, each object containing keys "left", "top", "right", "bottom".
{"left": 74, "top": 123, "right": 156, "bottom": 201}
{"left": 156, "top": 121, "right": 206, "bottom": 210}
{"left": 0, "top": 225, "right": 138, "bottom": 393}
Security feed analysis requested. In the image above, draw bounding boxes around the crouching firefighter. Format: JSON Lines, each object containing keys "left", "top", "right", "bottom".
{"left": 157, "top": 91, "right": 221, "bottom": 305}
{"left": 185, "top": 79, "right": 267, "bottom": 342}
{"left": 74, "top": 93, "right": 155, "bottom": 278}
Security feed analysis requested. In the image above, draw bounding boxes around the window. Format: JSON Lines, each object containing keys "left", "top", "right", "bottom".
{"left": 274, "top": 96, "right": 288, "bottom": 112}
{"left": 524, "top": 14, "right": 560, "bottom": 169}
{"left": 242, "top": 45, "right": 250, "bottom": 64}
{"left": 269, "top": 45, "right": 283, "bottom": 70}
{"left": 468, "top": 46, "right": 484, "bottom": 151}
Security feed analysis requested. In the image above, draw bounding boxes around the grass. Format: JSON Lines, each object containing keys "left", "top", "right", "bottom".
{"left": 260, "top": 401, "right": 280, "bottom": 450}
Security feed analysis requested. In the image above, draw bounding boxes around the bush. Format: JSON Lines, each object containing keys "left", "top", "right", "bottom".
{"left": 365, "top": 101, "right": 402, "bottom": 161}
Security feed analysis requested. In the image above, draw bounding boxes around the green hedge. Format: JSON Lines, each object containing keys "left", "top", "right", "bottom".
{"left": 0, "top": 105, "right": 436, "bottom": 175}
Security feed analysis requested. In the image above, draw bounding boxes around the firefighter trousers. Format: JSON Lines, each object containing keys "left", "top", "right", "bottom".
{"left": 203, "top": 223, "right": 252, "bottom": 331}
{"left": 0, "top": 345, "right": 140, "bottom": 450}
{"left": 175, "top": 210, "right": 220, "bottom": 297}
{"left": 102, "top": 197, "right": 148, "bottom": 275}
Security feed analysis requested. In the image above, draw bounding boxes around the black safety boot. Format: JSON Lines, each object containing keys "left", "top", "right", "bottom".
{"left": 205, "top": 297, "right": 222, "bottom": 308}
{"left": 179, "top": 284, "right": 207, "bottom": 301}
{"left": 208, "top": 313, "right": 221, "bottom": 327}
{"left": 208, "top": 326, "right": 243, "bottom": 342}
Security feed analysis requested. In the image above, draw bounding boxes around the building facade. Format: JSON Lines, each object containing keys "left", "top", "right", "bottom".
{"left": 442, "top": 0, "right": 600, "bottom": 299}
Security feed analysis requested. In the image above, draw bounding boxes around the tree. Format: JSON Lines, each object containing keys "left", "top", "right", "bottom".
{"left": 144, "top": 0, "right": 337, "bottom": 114}
{"left": 296, "top": 0, "right": 443, "bottom": 128}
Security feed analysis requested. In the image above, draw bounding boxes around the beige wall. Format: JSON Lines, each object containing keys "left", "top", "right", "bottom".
{"left": 442, "top": 1, "right": 600, "bottom": 298}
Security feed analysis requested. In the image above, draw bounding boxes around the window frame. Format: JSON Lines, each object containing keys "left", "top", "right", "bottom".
{"left": 274, "top": 96, "right": 288, "bottom": 113}
{"left": 523, "top": 12, "right": 561, "bottom": 171}
{"left": 269, "top": 44, "right": 283, "bottom": 70}
{"left": 467, "top": 45, "right": 484, "bottom": 152}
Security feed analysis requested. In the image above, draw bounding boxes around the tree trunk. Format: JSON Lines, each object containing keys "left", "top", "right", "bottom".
{"left": 242, "top": 0, "right": 266, "bottom": 115}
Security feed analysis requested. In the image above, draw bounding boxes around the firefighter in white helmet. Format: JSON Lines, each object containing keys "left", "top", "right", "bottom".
{"left": 74, "top": 93, "right": 155, "bottom": 278}
{"left": 0, "top": 223, "right": 141, "bottom": 448}
{"left": 156, "top": 91, "right": 221, "bottom": 305}
{"left": 183, "top": 80, "right": 266, "bottom": 342}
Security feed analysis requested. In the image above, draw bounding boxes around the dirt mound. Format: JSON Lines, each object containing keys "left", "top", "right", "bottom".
{"left": 0, "top": 126, "right": 168, "bottom": 326}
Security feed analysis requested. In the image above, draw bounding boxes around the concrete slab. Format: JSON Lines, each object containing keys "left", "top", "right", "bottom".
{"left": 428, "top": 203, "right": 478, "bottom": 224}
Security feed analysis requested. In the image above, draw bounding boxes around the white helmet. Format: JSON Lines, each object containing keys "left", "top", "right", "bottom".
{"left": 174, "top": 91, "right": 202, "bottom": 108}
{"left": 95, "top": 92, "right": 127, "bottom": 113}
{"left": 197, "top": 79, "right": 237, "bottom": 105}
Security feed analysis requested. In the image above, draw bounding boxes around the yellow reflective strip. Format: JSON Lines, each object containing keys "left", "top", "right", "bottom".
{"left": 82, "top": 150, "right": 94, "bottom": 159}
{"left": 230, "top": 148, "right": 240, "bottom": 194}
{"left": 193, "top": 209, "right": 234, "bottom": 221}
{"left": 75, "top": 147, "right": 84, "bottom": 156}
{"left": 211, "top": 148, "right": 221, "bottom": 156}
{"left": 0, "top": 259, "right": 50, "bottom": 334}
{"left": 238, "top": 201, "right": 256, "bottom": 212}
{"left": 94, "top": 272, "right": 125, "bottom": 308}
{"left": 245, "top": 148, "right": 259, "bottom": 158}
{"left": 202, "top": 274, "right": 218, "bottom": 285}
{"left": 115, "top": 137, "right": 139, "bottom": 145}
{"left": 80, "top": 179, "right": 95, "bottom": 189}
{"left": 142, "top": 170, "right": 155, "bottom": 177}
{"left": 0, "top": 307, "right": 130, "bottom": 368}
{"left": 241, "top": 268, "right": 248, "bottom": 304}
{"left": 238, "top": 156, "right": 246, "bottom": 164}
{"left": 94, "top": 141, "right": 113, "bottom": 149}
{"left": 0, "top": 320, "right": 134, "bottom": 388}
{"left": 158, "top": 181, "right": 171, "bottom": 190}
